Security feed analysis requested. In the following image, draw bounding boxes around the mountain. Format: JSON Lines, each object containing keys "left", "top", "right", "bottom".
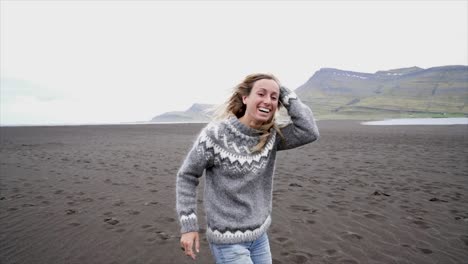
{"left": 296, "top": 65, "right": 468, "bottom": 119}
{"left": 150, "top": 65, "right": 468, "bottom": 122}
{"left": 150, "top": 103, "right": 214, "bottom": 123}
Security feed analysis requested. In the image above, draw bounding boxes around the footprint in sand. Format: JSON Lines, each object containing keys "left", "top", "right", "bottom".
{"left": 460, "top": 235, "right": 468, "bottom": 246}
{"left": 270, "top": 227, "right": 280, "bottom": 235}
{"left": 155, "top": 231, "right": 172, "bottom": 240}
{"left": 146, "top": 227, "right": 159, "bottom": 233}
{"left": 103, "top": 211, "right": 115, "bottom": 217}
{"left": 143, "top": 201, "right": 158, "bottom": 206}
{"left": 291, "top": 218, "right": 309, "bottom": 224}
{"left": 54, "top": 190, "right": 64, "bottom": 195}
{"left": 289, "top": 205, "right": 316, "bottom": 213}
{"left": 287, "top": 253, "right": 309, "bottom": 264}
{"left": 104, "top": 218, "right": 119, "bottom": 225}
{"left": 113, "top": 200, "right": 125, "bottom": 206}
{"left": 11, "top": 194, "right": 24, "bottom": 199}
{"left": 450, "top": 209, "right": 459, "bottom": 215}
{"left": 126, "top": 210, "right": 140, "bottom": 215}
{"left": 326, "top": 204, "right": 346, "bottom": 212}
{"left": 158, "top": 217, "right": 175, "bottom": 223}
{"left": 340, "top": 231, "right": 363, "bottom": 240}
{"left": 412, "top": 220, "right": 430, "bottom": 229}
{"left": 273, "top": 189, "right": 287, "bottom": 195}
{"left": 417, "top": 248, "right": 433, "bottom": 254}
{"left": 65, "top": 209, "right": 76, "bottom": 215}
{"left": 273, "top": 235, "right": 295, "bottom": 248}
{"left": 289, "top": 183, "right": 303, "bottom": 188}
{"left": 275, "top": 237, "right": 289, "bottom": 244}
{"left": 364, "top": 213, "right": 387, "bottom": 221}
{"left": 337, "top": 259, "right": 359, "bottom": 264}
{"left": 429, "top": 197, "right": 448, "bottom": 202}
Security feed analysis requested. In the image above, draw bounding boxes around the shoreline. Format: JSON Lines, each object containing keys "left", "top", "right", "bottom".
{"left": 361, "top": 117, "right": 468, "bottom": 126}
{"left": 2, "top": 117, "right": 467, "bottom": 128}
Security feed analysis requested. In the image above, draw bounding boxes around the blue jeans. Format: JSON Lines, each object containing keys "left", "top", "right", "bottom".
{"left": 208, "top": 232, "right": 272, "bottom": 264}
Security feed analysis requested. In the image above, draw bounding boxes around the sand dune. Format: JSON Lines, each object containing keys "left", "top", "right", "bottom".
{"left": 1, "top": 121, "right": 467, "bottom": 264}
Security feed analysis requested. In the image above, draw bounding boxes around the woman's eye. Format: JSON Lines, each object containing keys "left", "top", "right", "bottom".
{"left": 272, "top": 97, "right": 277, "bottom": 100}
{"left": 258, "top": 93, "right": 264, "bottom": 97}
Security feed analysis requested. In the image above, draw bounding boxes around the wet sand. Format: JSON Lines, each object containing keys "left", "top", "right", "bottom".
{"left": 1, "top": 121, "right": 467, "bottom": 264}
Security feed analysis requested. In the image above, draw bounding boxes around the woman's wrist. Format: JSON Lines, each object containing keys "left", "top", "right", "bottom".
{"left": 279, "top": 86, "right": 297, "bottom": 106}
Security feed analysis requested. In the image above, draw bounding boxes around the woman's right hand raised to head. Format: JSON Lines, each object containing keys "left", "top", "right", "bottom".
{"left": 180, "top": 231, "right": 200, "bottom": 260}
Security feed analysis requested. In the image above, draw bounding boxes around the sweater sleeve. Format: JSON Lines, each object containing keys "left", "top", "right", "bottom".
{"left": 176, "top": 126, "right": 213, "bottom": 234}
{"left": 276, "top": 86, "right": 319, "bottom": 151}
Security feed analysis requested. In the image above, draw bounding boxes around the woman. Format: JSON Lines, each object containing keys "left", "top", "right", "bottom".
{"left": 176, "top": 73, "right": 319, "bottom": 263}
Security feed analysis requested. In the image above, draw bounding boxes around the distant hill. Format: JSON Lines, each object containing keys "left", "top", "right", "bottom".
{"left": 296, "top": 65, "right": 468, "bottom": 119}
{"left": 150, "top": 103, "right": 214, "bottom": 122}
{"left": 150, "top": 65, "right": 468, "bottom": 122}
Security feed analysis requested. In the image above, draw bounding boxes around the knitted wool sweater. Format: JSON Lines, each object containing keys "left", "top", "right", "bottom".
{"left": 176, "top": 87, "right": 319, "bottom": 244}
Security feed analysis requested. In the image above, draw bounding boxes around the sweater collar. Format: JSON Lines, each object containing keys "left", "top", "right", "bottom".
{"left": 227, "top": 116, "right": 264, "bottom": 137}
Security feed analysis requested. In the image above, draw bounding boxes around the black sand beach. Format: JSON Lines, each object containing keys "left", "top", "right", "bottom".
{"left": 1, "top": 121, "right": 467, "bottom": 264}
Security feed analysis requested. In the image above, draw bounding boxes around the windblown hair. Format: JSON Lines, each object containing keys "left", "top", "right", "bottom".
{"left": 213, "top": 73, "right": 284, "bottom": 152}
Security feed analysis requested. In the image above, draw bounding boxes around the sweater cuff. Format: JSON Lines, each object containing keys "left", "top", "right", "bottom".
{"left": 179, "top": 213, "right": 199, "bottom": 233}
{"left": 280, "top": 86, "right": 298, "bottom": 106}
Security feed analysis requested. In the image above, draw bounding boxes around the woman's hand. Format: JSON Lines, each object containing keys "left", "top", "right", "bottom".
{"left": 180, "top": 231, "right": 200, "bottom": 260}
{"left": 279, "top": 86, "right": 291, "bottom": 107}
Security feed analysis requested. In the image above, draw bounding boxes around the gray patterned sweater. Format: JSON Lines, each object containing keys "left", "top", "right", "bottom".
{"left": 176, "top": 87, "right": 319, "bottom": 244}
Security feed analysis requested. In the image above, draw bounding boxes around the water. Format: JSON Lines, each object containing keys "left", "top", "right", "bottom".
{"left": 361, "top": 118, "right": 468, "bottom": 126}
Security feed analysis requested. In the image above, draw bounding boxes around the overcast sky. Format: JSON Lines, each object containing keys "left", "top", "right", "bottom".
{"left": 1, "top": 0, "right": 467, "bottom": 125}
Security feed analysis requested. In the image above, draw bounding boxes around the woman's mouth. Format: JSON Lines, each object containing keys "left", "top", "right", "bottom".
{"left": 258, "top": 107, "right": 271, "bottom": 113}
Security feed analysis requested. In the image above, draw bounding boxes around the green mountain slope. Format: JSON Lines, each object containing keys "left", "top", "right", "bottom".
{"left": 296, "top": 65, "right": 468, "bottom": 119}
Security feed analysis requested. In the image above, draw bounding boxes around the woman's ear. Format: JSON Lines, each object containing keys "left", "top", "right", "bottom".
{"left": 242, "top": 95, "right": 248, "bottom": 105}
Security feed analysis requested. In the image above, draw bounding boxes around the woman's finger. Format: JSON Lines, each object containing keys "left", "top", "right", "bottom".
{"left": 195, "top": 234, "right": 200, "bottom": 253}
{"left": 186, "top": 244, "right": 195, "bottom": 259}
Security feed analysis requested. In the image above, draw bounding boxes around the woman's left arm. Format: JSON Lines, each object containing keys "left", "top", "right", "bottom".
{"left": 276, "top": 86, "right": 319, "bottom": 151}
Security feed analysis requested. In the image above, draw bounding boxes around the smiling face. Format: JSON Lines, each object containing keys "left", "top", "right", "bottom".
{"left": 240, "top": 78, "right": 280, "bottom": 128}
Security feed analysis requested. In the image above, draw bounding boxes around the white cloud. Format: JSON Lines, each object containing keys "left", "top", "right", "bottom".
{"left": 1, "top": 0, "right": 467, "bottom": 125}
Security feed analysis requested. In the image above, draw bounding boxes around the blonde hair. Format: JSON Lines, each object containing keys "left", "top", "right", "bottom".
{"left": 213, "top": 73, "right": 284, "bottom": 152}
